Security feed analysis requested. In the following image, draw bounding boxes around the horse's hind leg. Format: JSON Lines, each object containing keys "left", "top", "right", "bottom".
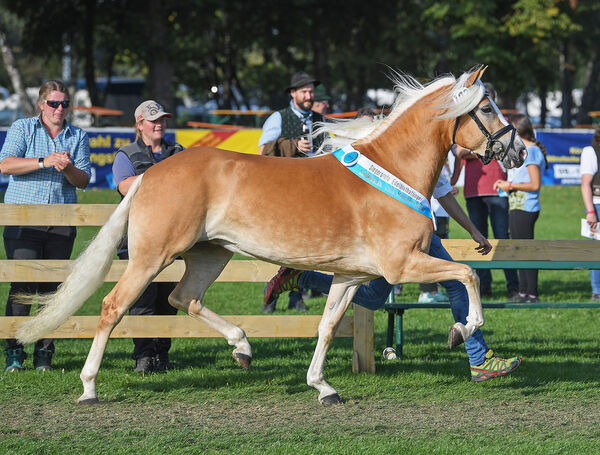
{"left": 78, "top": 264, "right": 159, "bottom": 404}
{"left": 169, "top": 243, "right": 252, "bottom": 368}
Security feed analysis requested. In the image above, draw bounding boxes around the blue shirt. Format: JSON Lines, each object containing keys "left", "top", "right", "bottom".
{"left": 258, "top": 100, "right": 315, "bottom": 146}
{"left": 509, "top": 144, "right": 544, "bottom": 212}
{"left": 0, "top": 117, "right": 91, "bottom": 204}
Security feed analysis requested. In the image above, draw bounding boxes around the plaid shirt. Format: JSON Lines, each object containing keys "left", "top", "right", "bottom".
{"left": 0, "top": 117, "right": 91, "bottom": 204}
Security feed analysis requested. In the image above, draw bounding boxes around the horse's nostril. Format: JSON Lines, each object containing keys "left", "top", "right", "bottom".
{"left": 520, "top": 149, "right": 527, "bottom": 161}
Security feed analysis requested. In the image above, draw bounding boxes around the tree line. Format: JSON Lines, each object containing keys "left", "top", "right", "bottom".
{"left": 0, "top": 0, "right": 598, "bottom": 127}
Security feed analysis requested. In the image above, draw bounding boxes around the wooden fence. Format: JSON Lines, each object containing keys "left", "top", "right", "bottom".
{"left": 2, "top": 204, "right": 600, "bottom": 375}
{"left": 0, "top": 204, "right": 374, "bottom": 374}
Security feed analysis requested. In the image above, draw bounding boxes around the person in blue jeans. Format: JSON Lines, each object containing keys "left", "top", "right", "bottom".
{"left": 264, "top": 174, "right": 522, "bottom": 381}
{"left": 579, "top": 122, "right": 600, "bottom": 301}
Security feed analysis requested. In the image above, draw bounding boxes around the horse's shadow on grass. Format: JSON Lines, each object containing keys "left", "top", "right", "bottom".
{"left": 54, "top": 328, "right": 600, "bottom": 399}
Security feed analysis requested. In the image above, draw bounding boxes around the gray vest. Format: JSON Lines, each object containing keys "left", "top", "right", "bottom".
{"left": 118, "top": 138, "right": 183, "bottom": 176}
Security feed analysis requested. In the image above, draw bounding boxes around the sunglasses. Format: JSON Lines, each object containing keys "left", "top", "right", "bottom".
{"left": 46, "top": 100, "right": 70, "bottom": 109}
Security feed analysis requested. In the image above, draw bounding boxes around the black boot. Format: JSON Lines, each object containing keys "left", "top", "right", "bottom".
{"left": 134, "top": 355, "right": 155, "bottom": 373}
{"left": 155, "top": 352, "right": 174, "bottom": 372}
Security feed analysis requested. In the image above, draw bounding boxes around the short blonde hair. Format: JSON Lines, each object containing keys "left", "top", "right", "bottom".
{"left": 37, "top": 80, "right": 69, "bottom": 115}
{"left": 135, "top": 120, "right": 144, "bottom": 141}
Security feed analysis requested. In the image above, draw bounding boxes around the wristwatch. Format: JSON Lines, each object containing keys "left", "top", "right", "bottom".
{"left": 38, "top": 157, "right": 44, "bottom": 169}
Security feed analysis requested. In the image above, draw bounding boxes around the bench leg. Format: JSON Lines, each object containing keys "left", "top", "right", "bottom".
{"left": 386, "top": 310, "right": 395, "bottom": 349}
{"left": 395, "top": 309, "right": 404, "bottom": 356}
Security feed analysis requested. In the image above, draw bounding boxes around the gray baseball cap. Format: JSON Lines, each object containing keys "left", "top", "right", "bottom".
{"left": 134, "top": 100, "right": 172, "bottom": 122}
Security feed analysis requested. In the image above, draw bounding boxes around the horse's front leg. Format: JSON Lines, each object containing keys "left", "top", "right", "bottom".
{"left": 306, "top": 276, "right": 361, "bottom": 405}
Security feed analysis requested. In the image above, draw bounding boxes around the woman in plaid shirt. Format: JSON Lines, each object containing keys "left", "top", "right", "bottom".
{"left": 0, "top": 80, "right": 90, "bottom": 372}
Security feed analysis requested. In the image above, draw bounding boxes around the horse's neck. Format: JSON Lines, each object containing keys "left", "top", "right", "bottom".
{"left": 354, "top": 114, "right": 451, "bottom": 199}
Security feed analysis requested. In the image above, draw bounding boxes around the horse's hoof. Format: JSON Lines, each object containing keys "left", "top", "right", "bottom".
{"left": 448, "top": 325, "right": 464, "bottom": 349}
{"left": 233, "top": 352, "right": 252, "bottom": 370}
{"left": 320, "top": 393, "right": 342, "bottom": 405}
{"left": 77, "top": 397, "right": 100, "bottom": 406}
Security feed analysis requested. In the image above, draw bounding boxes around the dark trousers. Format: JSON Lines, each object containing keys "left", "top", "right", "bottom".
{"left": 3, "top": 226, "right": 76, "bottom": 353}
{"left": 466, "top": 196, "right": 519, "bottom": 293}
{"left": 509, "top": 209, "right": 540, "bottom": 296}
{"left": 118, "top": 252, "right": 177, "bottom": 360}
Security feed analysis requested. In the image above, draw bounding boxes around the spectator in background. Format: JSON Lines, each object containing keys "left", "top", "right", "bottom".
{"left": 258, "top": 71, "right": 327, "bottom": 312}
{"left": 111, "top": 100, "right": 184, "bottom": 373}
{"left": 0, "top": 80, "right": 91, "bottom": 372}
{"left": 578, "top": 122, "right": 600, "bottom": 301}
{"left": 312, "top": 85, "right": 331, "bottom": 115}
{"left": 494, "top": 114, "right": 548, "bottom": 303}
{"left": 258, "top": 71, "right": 324, "bottom": 159}
{"left": 450, "top": 83, "right": 519, "bottom": 300}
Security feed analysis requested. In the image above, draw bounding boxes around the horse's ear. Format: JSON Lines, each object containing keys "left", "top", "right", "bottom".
{"left": 465, "top": 65, "right": 488, "bottom": 88}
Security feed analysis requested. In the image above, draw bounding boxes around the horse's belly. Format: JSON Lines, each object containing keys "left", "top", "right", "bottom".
{"left": 209, "top": 232, "right": 379, "bottom": 275}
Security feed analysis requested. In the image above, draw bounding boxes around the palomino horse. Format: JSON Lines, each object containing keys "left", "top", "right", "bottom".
{"left": 17, "top": 66, "right": 526, "bottom": 405}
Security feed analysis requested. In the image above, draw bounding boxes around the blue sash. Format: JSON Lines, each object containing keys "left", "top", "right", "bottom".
{"left": 332, "top": 145, "right": 435, "bottom": 227}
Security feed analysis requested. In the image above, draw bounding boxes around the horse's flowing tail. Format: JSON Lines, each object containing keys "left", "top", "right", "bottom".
{"left": 16, "top": 175, "right": 144, "bottom": 345}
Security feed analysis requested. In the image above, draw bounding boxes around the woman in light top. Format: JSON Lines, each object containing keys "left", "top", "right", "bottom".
{"left": 494, "top": 113, "right": 547, "bottom": 303}
{"left": 579, "top": 122, "right": 600, "bottom": 301}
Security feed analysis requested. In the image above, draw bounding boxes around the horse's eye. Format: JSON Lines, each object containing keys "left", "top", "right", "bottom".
{"left": 480, "top": 105, "right": 493, "bottom": 114}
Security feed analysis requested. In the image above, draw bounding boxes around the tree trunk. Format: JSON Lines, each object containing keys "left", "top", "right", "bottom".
{"left": 312, "top": 5, "right": 330, "bottom": 90}
{"left": 0, "top": 25, "right": 35, "bottom": 116}
{"left": 145, "top": 0, "right": 175, "bottom": 121}
{"left": 83, "top": 0, "right": 98, "bottom": 106}
{"left": 539, "top": 84, "right": 547, "bottom": 128}
{"left": 576, "top": 48, "right": 600, "bottom": 125}
{"left": 560, "top": 40, "right": 577, "bottom": 128}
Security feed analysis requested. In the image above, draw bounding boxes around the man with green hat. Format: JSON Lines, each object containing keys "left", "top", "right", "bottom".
{"left": 312, "top": 85, "right": 331, "bottom": 115}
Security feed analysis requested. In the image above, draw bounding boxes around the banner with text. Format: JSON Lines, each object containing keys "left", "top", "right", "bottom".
{"left": 0, "top": 127, "right": 592, "bottom": 191}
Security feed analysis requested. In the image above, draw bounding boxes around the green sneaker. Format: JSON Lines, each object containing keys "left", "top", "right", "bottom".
{"left": 33, "top": 348, "right": 53, "bottom": 372}
{"left": 470, "top": 349, "right": 521, "bottom": 382}
{"left": 5, "top": 347, "right": 26, "bottom": 372}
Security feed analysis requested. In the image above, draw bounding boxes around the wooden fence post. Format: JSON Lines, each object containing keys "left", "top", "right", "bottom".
{"left": 352, "top": 304, "right": 375, "bottom": 373}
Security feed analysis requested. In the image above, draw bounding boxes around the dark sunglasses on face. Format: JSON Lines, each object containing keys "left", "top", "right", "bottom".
{"left": 46, "top": 100, "right": 70, "bottom": 109}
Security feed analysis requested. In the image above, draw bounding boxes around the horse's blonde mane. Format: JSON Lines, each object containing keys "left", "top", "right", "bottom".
{"left": 315, "top": 67, "right": 485, "bottom": 154}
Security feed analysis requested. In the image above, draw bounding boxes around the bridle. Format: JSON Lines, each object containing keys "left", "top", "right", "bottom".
{"left": 452, "top": 92, "right": 517, "bottom": 165}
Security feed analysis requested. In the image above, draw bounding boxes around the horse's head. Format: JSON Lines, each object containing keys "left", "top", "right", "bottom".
{"left": 451, "top": 66, "right": 527, "bottom": 169}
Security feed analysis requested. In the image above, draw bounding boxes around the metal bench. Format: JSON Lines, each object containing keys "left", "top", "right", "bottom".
{"left": 383, "top": 239, "right": 600, "bottom": 356}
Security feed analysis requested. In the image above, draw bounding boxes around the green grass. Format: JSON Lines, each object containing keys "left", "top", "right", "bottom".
{"left": 2, "top": 186, "right": 600, "bottom": 454}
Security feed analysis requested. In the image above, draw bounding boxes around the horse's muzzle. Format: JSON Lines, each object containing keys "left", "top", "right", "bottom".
{"left": 501, "top": 138, "right": 527, "bottom": 169}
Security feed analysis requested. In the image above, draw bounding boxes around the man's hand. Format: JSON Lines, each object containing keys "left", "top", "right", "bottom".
{"left": 296, "top": 138, "right": 312, "bottom": 154}
{"left": 471, "top": 230, "right": 492, "bottom": 256}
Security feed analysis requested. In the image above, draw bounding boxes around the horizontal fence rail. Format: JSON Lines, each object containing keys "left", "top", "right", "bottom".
{"left": 0, "top": 315, "right": 353, "bottom": 339}
{"left": 0, "top": 259, "right": 280, "bottom": 283}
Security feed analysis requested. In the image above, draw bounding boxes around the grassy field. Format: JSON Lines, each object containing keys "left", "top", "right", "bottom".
{"left": 1, "top": 186, "right": 600, "bottom": 454}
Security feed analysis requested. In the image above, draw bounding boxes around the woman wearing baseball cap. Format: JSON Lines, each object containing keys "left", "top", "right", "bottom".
{"left": 111, "top": 100, "right": 184, "bottom": 373}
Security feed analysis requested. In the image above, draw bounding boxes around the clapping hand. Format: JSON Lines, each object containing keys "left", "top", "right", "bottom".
{"left": 45, "top": 152, "right": 72, "bottom": 172}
